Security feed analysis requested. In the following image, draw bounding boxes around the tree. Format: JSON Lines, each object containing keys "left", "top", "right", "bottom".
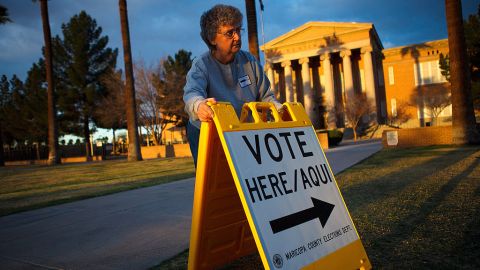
{"left": 135, "top": 61, "right": 164, "bottom": 145}
{"left": 439, "top": 5, "right": 480, "bottom": 116}
{"left": 3, "top": 75, "right": 29, "bottom": 144}
{"left": 0, "top": 68, "right": 49, "bottom": 147}
{"left": 119, "top": 0, "right": 142, "bottom": 161}
{"left": 54, "top": 11, "right": 118, "bottom": 161}
{"left": 0, "top": 73, "right": 46, "bottom": 148}
{"left": 245, "top": 0, "right": 260, "bottom": 60}
{"left": 410, "top": 84, "right": 451, "bottom": 126}
{"left": 464, "top": 5, "right": 480, "bottom": 82}
{"left": 35, "top": 0, "right": 60, "bottom": 164}
{"left": 0, "top": 4, "right": 11, "bottom": 24}
{"left": 385, "top": 100, "right": 412, "bottom": 128}
{"left": 441, "top": 52, "right": 480, "bottom": 120}
{"left": 160, "top": 49, "right": 193, "bottom": 133}
{"left": 445, "top": 0, "right": 479, "bottom": 144}
{"left": 0, "top": 75, "right": 10, "bottom": 166}
{"left": 95, "top": 70, "right": 127, "bottom": 154}
{"left": 343, "top": 94, "right": 375, "bottom": 141}
{"left": 439, "top": 53, "right": 450, "bottom": 81}
{"left": 135, "top": 51, "right": 192, "bottom": 146}
{"left": 22, "top": 60, "right": 49, "bottom": 143}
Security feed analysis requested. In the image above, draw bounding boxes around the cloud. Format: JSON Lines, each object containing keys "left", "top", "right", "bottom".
{"left": 0, "top": 23, "right": 42, "bottom": 61}
{"left": 382, "top": 40, "right": 396, "bottom": 49}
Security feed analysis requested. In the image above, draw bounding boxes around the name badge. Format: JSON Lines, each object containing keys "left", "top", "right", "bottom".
{"left": 238, "top": 75, "right": 252, "bottom": 88}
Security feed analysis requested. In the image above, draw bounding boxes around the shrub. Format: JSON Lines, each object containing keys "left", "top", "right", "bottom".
{"left": 327, "top": 129, "right": 343, "bottom": 146}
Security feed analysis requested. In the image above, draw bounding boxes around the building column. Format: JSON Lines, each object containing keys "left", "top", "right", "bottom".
{"left": 340, "top": 49, "right": 354, "bottom": 99}
{"left": 282, "top": 60, "right": 294, "bottom": 102}
{"left": 320, "top": 53, "right": 335, "bottom": 128}
{"left": 265, "top": 62, "right": 276, "bottom": 96}
{"left": 361, "top": 47, "right": 376, "bottom": 105}
{"left": 299, "top": 57, "right": 318, "bottom": 127}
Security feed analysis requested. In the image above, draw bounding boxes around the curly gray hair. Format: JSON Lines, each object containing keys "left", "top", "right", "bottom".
{"left": 200, "top": 4, "right": 243, "bottom": 50}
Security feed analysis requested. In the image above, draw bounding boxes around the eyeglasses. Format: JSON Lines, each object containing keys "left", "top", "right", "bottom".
{"left": 218, "top": 27, "right": 244, "bottom": 39}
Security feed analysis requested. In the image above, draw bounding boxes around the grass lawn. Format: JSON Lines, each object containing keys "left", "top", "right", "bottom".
{"left": 0, "top": 157, "right": 195, "bottom": 216}
{"left": 153, "top": 145, "right": 480, "bottom": 269}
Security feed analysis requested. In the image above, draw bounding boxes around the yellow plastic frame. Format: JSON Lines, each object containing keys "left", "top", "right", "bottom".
{"left": 188, "top": 102, "right": 371, "bottom": 270}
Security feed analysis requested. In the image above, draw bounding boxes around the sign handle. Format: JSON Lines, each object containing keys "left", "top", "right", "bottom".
{"left": 240, "top": 102, "right": 282, "bottom": 123}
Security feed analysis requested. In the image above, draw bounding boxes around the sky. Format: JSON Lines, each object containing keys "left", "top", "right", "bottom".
{"left": 1, "top": 0, "right": 479, "bottom": 81}
{"left": 0, "top": 0, "right": 478, "bottom": 140}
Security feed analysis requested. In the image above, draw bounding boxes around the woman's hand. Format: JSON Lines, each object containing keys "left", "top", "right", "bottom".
{"left": 197, "top": 98, "right": 217, "bottom": 122}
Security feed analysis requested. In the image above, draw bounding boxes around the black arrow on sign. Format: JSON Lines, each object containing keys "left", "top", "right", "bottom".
{"left": 269, "top": 197, "right": 335, "bottom": 234}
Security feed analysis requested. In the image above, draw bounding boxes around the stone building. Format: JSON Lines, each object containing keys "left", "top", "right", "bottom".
{"left": 261, "top": 21, "right": 387, "bottom": 129}
{"left": 261, "top": 22, "right": 450, "bottom": 130}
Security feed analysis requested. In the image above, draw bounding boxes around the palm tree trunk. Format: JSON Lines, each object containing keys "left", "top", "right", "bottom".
{"left": 119, "top": 0, "right": 143, "bottom": 161}
{"left": 84, "top": 117, "right": 92, "bottom": 161}
{"left": 40, "top": 0, "right": 60, "bottom": 164}
{"left": 245, "top": 0, "right": 260, "bottom": 60}
{"left": 0, "top": 122, "right": 4, "bottom": 166}
{"left": 445, "top": 0, "right": 479, "bottom": 144}
{"left": 112, "top": 129, "right": 117, "bottom": 155}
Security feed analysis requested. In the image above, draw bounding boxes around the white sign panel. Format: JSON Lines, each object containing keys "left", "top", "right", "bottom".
{"left": 386, "top": 131, "right": 399, "bottom": 146}
{"left": 224, "top": 126, "right": 358, "bottom": 269}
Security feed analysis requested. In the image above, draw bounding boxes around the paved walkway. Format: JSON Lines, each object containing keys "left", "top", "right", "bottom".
{"left": 0, "top": 140, "right": 382, "bottom": 270}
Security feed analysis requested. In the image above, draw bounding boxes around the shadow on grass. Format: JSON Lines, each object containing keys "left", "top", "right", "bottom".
{"left": 153, "top": 147, "right": 480, "bottom": 269}
{"left": 367, "top": 157, "right": 479, "bottom": 268}
{"left": 450, "top": 168, "right": 480, "bottom": 268}
{"left": 341, "top": 148, "right": 471, "bottom": 214}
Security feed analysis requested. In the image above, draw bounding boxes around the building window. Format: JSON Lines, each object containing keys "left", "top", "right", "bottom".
{"left": 388, "top": 66, "right": 395, "bottom": 85}
{"left": 413, "top": 60, "right": 447, "bottom": 86}
{"left": 391, "top": 98, "right": 397, "bottom": 117}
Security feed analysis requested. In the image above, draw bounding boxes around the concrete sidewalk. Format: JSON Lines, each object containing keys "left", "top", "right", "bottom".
{"left": 0, "top": 140, "right": 382, "bottom": 270}
{"left": 325, "top": 139, "right": 383, "bottom": 173}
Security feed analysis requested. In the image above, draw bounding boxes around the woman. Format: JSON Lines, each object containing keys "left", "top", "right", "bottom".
{"left": 183, "top": 4, "right": 281, "bottom": 166}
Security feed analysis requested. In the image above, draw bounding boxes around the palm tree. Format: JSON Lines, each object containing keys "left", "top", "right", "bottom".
{"left": 445, "top": 0, "right": 479, "bottom": 144}
{"left": 0, "top": 5, "right": 10, "bottom": 166}
{"left": 119, "top": 0, "right": 143, "bottom": 161}
{"left": 245, "top": 0, "right": 260, "bottom": 60}
{"left": 0, "top": 5, "right": 11, "bottom": 24}
{"left": 36, "top": 0, "right": 60, "bottom": 164}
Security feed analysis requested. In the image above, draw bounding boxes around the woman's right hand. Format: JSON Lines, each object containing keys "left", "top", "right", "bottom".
{"left": 197, "top": 98, "right": 217, "bottom": 122}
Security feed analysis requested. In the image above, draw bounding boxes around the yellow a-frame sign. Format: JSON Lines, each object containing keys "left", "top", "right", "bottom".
{"left": 188, "top": 102, "right": 371, "bottom": 270}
